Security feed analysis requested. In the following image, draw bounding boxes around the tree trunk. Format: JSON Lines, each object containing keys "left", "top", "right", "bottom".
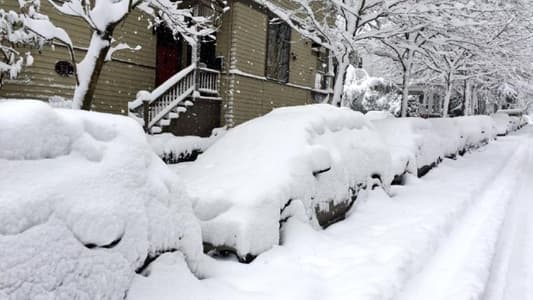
{"left": 73, "top": 31, "right": 114, "bottom": 110}
{"left": 332, "top": 54, "right": 350, "bottom": 107}
{"left": 400, "top": 50, "right": 413, "bottom": 117}
{"left": 442, "top": 77, "right": 454, "bottom": 117}
{"left": 401, "top": 67, "right": 410, "bottom": 117}
{"left": 464, "top": 79, "right": 473, "bottom": 115}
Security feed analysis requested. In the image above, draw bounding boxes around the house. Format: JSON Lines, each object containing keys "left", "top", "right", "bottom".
{"left": 0, "top": 0, "right": 333, "bottom": 136}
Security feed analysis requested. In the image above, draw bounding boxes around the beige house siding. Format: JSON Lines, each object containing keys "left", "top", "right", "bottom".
{"left": 2, "top": 0, "right": 324, "bottom": 130}
{"left": 0, "top": 1, "right": 156, "bottom": 115}
{"left": 230, "top": 75, "right": 311, "bottom": 125}
{"left": 219, "top": 0, "right": 319, "bottom": 126}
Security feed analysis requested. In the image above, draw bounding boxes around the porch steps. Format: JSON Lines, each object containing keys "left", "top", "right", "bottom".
{"left": 128, "top": 64, "right": 220, "bottom": 134}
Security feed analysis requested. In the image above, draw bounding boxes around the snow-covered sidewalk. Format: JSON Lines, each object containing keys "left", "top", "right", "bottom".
{"left": 129, "top": 127, "right": 533, "bottom": 300}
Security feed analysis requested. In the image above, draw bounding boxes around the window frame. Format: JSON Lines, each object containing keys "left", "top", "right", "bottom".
{"left": 264, "top": 14, "right": 292, "bottom": 83}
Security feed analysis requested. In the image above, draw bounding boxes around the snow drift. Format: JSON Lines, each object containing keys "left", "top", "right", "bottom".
{"left": 179, "top": 104, "right": 392, "bottom": 261}
{"left": 0, "top": 100, "right": 202, "bottom": 299}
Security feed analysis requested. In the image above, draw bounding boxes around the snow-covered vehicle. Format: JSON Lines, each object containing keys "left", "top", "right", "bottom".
{"left": 509, "top": 116, "right": 520, "bottom": 131}
{"left": 0, "top": 101, "right": 202, "bottom": 299}
{"left": 491, "top": 112, "right": 512, "bottom": 136}
{"left": 428, "top": 118, "right": 466, "bottom": 159}
{"left": 180, "top": 104, "right": 392, "bottom": 262}
{"left": 455, "top": 116, "right": 497, "bottom": 150}
{"left": 519, "top": 116, "right": 529, "bottom": 128}
{"left": 365, "top": 110, "right": 395, "bottom": 121}
{"left": 371, "top": 118, "right": 444, "bottom": 183}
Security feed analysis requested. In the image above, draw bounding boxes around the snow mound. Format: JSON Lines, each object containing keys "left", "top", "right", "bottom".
{"left": 455, "top": 116, "right": 497, "bottom": 150}
{"left": 372, "top": 118, "right": 443, "bottom": 179}
{"left": 179, "top": 104, "right": 392, "bottom": 260}
{"left": 0, "top": 100, "right": 202, "bottom": 299}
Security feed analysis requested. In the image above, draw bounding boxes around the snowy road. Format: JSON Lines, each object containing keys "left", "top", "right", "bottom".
{"left": 128, "top": 126, "right": 533, "bottom": 300}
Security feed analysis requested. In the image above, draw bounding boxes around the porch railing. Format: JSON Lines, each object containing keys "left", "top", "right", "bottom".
{"left": 129, "top": 64, "right": 220, "bottom": 133}
{"left": 197, "top": 67, "right": 219, "bottom": 95}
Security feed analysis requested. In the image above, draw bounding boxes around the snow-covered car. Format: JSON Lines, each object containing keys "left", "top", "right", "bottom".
{"left": 455, "top": 116, "right": 497, "bottom": 150}
{"left": 519, "top": 116, "right": 528, "bottom": 128}
{"left": 372, "top": 118, "right": 444, "bottom": 182}
{"left": 0, "top": 100, "right": 202, "bottom": 299}
{"left": 180, "top": 104, "right": 392, "bottom": 262}
{"left": 365, "top": 110, "right": 395, "bottom": 121}
{"left": 491, "top": 112, "right": 512, "bottom": 136}
{"left": 509, "top": 116, "right": 520, "bottom": 131}
{"left": 428, "top": 118, "right": 466, "bottom": 159}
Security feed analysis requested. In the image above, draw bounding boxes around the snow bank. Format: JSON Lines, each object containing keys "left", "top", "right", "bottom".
{"left": 455, "top": 116, "right": 497, "bottom": 150}
{"left": 0, "top": 100, "right": 202, "bottom": 299}
{"left": 371, "top": 118, "right": 443, "bottom": 179}
{"left": 179, "top": 104, "right": 392, "bottom": 260}
{"left": 491, "top": 113, "right": 511, "bottom": 136}
{"left": 147, "top": 128, "right": 226, "bottom": 164}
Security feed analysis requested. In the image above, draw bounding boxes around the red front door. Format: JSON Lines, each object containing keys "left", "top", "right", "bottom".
{"left": 156, "top": 28, "right": 183, "bottom": 86}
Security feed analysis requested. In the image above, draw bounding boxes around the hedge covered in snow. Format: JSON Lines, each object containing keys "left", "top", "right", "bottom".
{"left": 0, "top": 100, "right": 202, "bottom": 299}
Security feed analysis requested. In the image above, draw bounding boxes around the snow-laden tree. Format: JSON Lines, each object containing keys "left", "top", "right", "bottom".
{"left": 343, "top": 65, "right": 400, "bottom": 114}
{"left": 255, "top": 0, "right": 439, "bottom": 107}
{"left": 47, "top": 0, "right": 227, "bottom": 110}
{"left": 412, "top": 0, "right": 533, "bottom": 117}
{"left": 0, "top": 1, "right": 71, "bottom": 88}
{"left": 367, "top": 1, "right": 459, "bottom": 117}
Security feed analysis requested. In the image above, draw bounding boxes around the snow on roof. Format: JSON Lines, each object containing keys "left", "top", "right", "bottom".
{"left": 0, "top": 100, "right": 202, "bottom": 299}
{"left": 179, "top": 104, "right": 392, "bottom": 258}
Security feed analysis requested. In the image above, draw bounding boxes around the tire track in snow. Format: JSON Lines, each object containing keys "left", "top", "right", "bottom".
{"left": 395, "top": 137, "right": 531, "bottom": 300}
{"left": 484, "top": 134, "right": 533, "bottom": 300}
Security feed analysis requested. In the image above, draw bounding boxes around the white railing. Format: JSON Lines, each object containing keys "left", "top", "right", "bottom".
{"left": 197, "top": 67, "right": 219, "bottom": 94}
{"left": 129, "top": 65, "right": 220, "bottom": 132}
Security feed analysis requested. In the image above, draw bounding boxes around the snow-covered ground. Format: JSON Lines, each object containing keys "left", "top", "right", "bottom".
{"left": 129, "top": 126, "right": 533, "bottom": 300}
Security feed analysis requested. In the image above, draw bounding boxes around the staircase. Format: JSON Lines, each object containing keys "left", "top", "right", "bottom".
{"left": 128, "top": 64, "right": 220, "bottom": 134}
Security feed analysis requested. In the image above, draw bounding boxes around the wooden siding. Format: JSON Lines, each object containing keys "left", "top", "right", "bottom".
{"left": 218, "top": 0, "right": 318, "bottom": 127}
{"left": 0, "top": 0, "right": 156, "bottom": 114}
{"left": 231, "top": 0, "right": 267, "bottom": 76}
{"left": 230, "top": 74, "right": 312, "bottom": 125}
{"left": 229, "top": 0, "right": 317, "bottom": 88}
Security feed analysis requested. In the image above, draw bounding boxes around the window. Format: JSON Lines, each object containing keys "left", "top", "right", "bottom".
{"left": 55, "top": 61, "right": 74, "bottom": 77}
{"left": 266, "top": 15, "right": 291, "bottom": 82}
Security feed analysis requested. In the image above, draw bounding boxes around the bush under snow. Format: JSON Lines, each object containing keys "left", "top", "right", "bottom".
{"left": 178, "top": 104, "right": 392, "bottom": 261}
{"left": 0, "top": 100, "right": 202, "bottom": 299}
